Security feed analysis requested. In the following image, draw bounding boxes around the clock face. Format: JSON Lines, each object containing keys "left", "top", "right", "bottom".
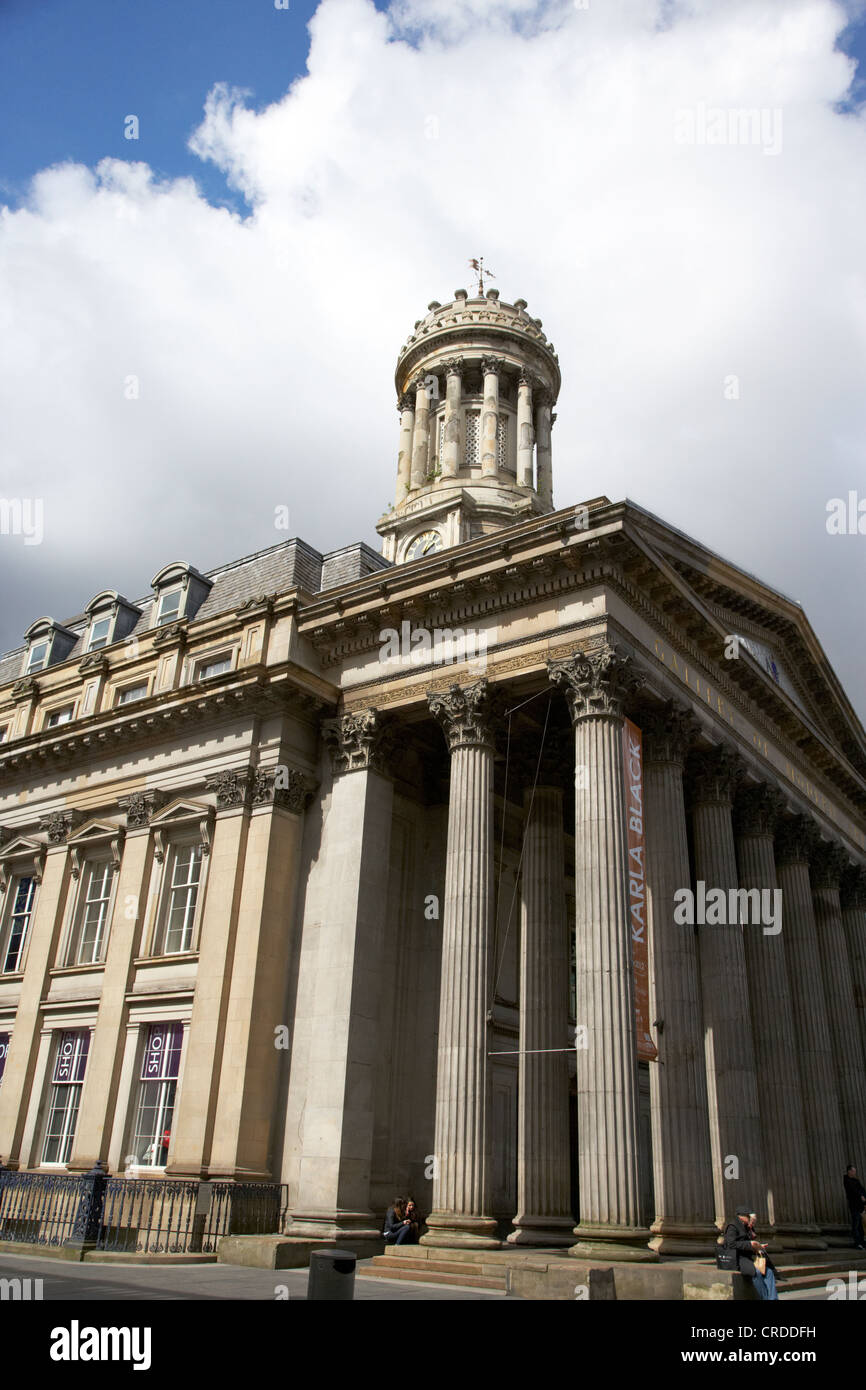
{"left": 406, "top": 529, "right": 443, "bottom": 561}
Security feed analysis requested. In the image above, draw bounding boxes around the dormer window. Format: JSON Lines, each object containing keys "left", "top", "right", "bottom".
{"left": 156, "top": 588, "right": 183, "bottom": 627}
{"left": 83, "top": 591, "right": 142, "bottom": 653}
{"left": 150, "top": 563, "right": 212, "bottom": 631}
{"left": 27, "top": 640, "right": 50, "bottom": 673}
{"left": 22, "top": 619, "right": 78, "bottom": 676}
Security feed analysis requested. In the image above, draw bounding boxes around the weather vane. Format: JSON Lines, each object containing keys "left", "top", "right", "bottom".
{"left": 469, "top": 257, "right": 496, "bottom": 295}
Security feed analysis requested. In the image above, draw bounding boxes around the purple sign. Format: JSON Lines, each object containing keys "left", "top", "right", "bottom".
{"left": 141, "top": 1023, "right": 182, "bottom": 1082}
{"left": 0, "top": 1033, "right": 9, "bottom": 1082}
{"left": 53, "top": 1030, "right": 89, "bottom": 1084}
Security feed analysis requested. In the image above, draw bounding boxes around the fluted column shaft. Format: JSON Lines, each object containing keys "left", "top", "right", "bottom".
{"left": 441, "top": 364, "right": 462, "bottom": 478}
{"left": 422, "top": 681, "right": 498, "bottom": 1249}
{"left": 410, "top": 379, "right": 431, "bottom": 489}
{"left": 734, "top": 788, "right": 821, "bottom": 1246}
{"left": 841, "top": 868, "right": 866, "bottom": 1069}
{"left": 396, "top": 396, "right": 415, "bottom": 502}
{"left": 811, "top": 845, "right": 866, "bottom": 1171}
{"left": 690, "top": 749, "right": 766, "bottom": 1226}
{"left": 535, "top": 399, "right": 553, "bottom": 507}
{"left": 776, "top": 819, "right": 846, "bottom": 1228}
{"left": 480, "top": 358, "right": 501, "bottom": 477}
{"left": 642, "top": 705, "right": 717, "bottom": 1255}
{"left": 549, "top": 645, "right": 655, "bottom": 1261}
{"left": 508, "top": 786, "right": 573, "bottom": 1246}
{"left": 516, "top": 375, "right": 534, "bottom": 488}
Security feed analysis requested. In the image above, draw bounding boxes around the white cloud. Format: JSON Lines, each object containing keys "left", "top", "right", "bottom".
{"left": 1, "top": 0, "right": 866, "bottom": 720}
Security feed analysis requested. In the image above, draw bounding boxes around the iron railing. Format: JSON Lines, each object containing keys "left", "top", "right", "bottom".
{"left": 0, "top": 1168, "right": 287, "bottom": 1254}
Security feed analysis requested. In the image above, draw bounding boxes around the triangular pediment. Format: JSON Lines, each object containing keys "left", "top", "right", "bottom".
{"left": 149, "top": 797, "right": 211, "bottom": 825}
{"left": 67, "top": 818, "right": 123, "bottom": 845}
{"left": 0, "top": 833, "right": 45, "bottom": 859}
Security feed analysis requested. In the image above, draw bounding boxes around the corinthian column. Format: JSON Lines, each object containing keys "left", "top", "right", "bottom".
{"left": 507, "top": 784, "right": 573, "bottom": 1246}
{"left": 841, "top": 866, "right": 866, "bottom": 1068}
{"left": 641, "top": 702, "right": 717, "bottom": 1255}
{"left": 516, "top": 373, "right": 535, "bottom": 488}
{"left": 441, "top": 361, "right": 463, "bottom": 478}
{"left": 775, "top": 817, "right": 847, "bottom": 1231}
{"left": 421, "top": 680, "right": 499, "bottom": 1248}
{"left": 733, "top": 786, "right": 823, "bottom": 1248}
{"left": 480, "top": 358, "right": 502, "bottom": 477}
{"left": 535, "top": 395, "right": 553, "bottom": 508}
{"left": 548, "top": 643, "right": 656, "bottom": 1261}
{"left": 396, "top": 394, "right": 415, "bottom": 503}
{"left": 410, "top": 377, "right": 431, "bottom": 489}
{"left": 688, "top": 746, "right": 767, "bottom": 1227}
{"left": 811, "top": 842, "right": 866, "bottom": 1169}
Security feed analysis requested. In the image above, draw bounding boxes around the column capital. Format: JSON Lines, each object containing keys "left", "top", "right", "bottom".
{"left": 204, "top": 767, "right": 254, "bottom": 811}
{"left": 441, "top": 357, "right": 465, "bottom": 378}
{"left": 547, "top": 644, "right": 644, "bottom": 724}
{"left": 37, "top": 809, "right": 85, "bottom": 844}
{"left": 322, "top": 709, "right": 395, "bottom": 775}
{"left": 687, "top": 744, "right": 744, "bottom": 808}
{"left": 252, "top": 765, "right": 317, "bottom": 813}
{"left": 427, "top": 679, "right": 495, "bottom": 753}
{"left": 117, "top": 790, "right": 168, "bottom": 828}
{"left": 397, "top": 393, "right": 414, "bottom": 413}
{"left": 810, "top": 840, "right": 849, "bottom": 892}
{"left": 841, "top": 864, "right": 866, "bottom": 912}
{"left": 774, "top": 814, "right": 819, "bottom": 868}
{"left": 640, "top": 700, "right": 699, "bottom": 767}
{"left": 412, "top": 375, "right": 432, "bottom": 396}
{"left": 518, "top": 369, "right": 537, "bottom": 391}
{"left": 733, "top": 783, "right": 786, "bottom": 840}
{"left": 480, "top": 356, "right": 505, "bottom": 378}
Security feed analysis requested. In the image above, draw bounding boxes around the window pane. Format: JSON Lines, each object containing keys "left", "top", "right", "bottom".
{"left": 132, "top": 1025, "right": 182, "bottom": 1164}
{"left": 41, "top": 1030, "right": 90, "bottom": 1164}
{"left": 75, "top": 862, "right": 115, "bottom": 964}
{"left": 163, "top": 846, "right": 201, "bottom": 953}
{"left": 4, "top": 875, "right": 36, "bottom": 972}
{"left": 157, "top": 591, "right": 182, "bottom": 625}
{"left": 27, "top": 641, "right": 48, "bottom": 671}
{"left": 117, "top": 683, "right": 147, "bottom": 705}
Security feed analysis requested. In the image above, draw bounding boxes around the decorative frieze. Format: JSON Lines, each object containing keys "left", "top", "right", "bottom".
{"left": 117, "top": 790, "right": 168, "bottom": 828}
{"left": 427, "top": 679, "right": 495, "bottom": 753}
{"left": 733, "top": 783, "right": 786, "bottom": 840}
{"left": 322, "top": 709, "right": 394, "bottom": 775}
{"left": 547, "top": 644, "right": 643, "bottom": 724}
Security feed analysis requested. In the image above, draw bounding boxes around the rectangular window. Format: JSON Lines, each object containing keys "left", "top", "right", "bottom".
{"left": 69, "top": 860, "right": 115, "bottom": 965}
{"left": 41, "top": 1030, "right": 90, "bottom": 1164}
{"left": 87, "top": 616, "right": 113, "bottom": 651}
{"left": 0, "top": 1033, "right": 9, "bottom": 1085}
{"left": 464, "top": 409, "right": 480, "bottom": 468}
{"left": 46, "top": 707, "right": 74, "bottom": 728}
{"left": 161, "top": 844, "right": 202, "bottom": 954}
{"left": 26, "top": 641, "right": 49, "bottom": 673}
{"left": 156, "top": 589, "right": 182, "bottom": 626}
{"left": 130, "top": 1023, "right": 183, "bottom": 1165}
{"left": 196, "top": 654, "right": 231, "bottom": 681}
{"left": 0, "top": 726, "right": 8, "bottom": 744}
{"left": 116, "top": 682, "right": 148, "bottom": 706}
{"left": 2, "top": 875, "right": 36, "bottom": 973}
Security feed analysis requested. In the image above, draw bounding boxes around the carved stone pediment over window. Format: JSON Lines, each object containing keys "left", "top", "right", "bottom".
{"left": 38, "top": 810, "right": 86, "bottom": 844}
{"left": 118, "top": 790, "right": 169, "bottom": 829}
{"left": 148, "top": 797, "right": 215, "bottom": 862}
{"left": 252, "top": 765, "right": 317, "bottom": 814}
{"left": 322, "top": 709, "right": 395, "bottom": 775}
{"left": 204, "top": 767, "right": 254, "bottom": 811}
{"left": 66, "top": 819, "right": 126, "bottom": 879}
{"left": 11, "top": 677, "right": 39, "bottom": 702}
{"left": 152, "top": 621, "right": 188, "bottom": 650}
{"left": 0, "top": 834, "right": 48, "bottom": 892}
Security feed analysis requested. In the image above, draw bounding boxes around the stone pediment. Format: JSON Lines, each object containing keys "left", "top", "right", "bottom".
{"left": 0, "top": 834, "right": 47, "bottom": 891}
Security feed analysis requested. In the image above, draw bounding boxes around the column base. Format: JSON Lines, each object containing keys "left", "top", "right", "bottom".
{"left": 286, "top": 1210, "right": 382, "bottom": 1243}
{"left": 507, "top": 1215, "right": 576, "bottom": 1248}
{"left": 420, "top": 1213, "right": 501, "bottom": 1250}
{"left": 571, "top": 1224, "right": 658, "bottom": 1262}
{"left": 819, "top": 1226, "right": 853, "bottom": 1248}
{"left": 649, "top": 1220, "right": 721, "bottom": 1256}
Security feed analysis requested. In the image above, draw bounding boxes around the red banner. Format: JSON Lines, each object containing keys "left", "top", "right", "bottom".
{"left": 623, "top": 718, "right": 657, "bottom": 1062}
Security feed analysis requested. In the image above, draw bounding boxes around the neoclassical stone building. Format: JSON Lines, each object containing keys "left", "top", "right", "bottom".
{"left": 1, "top": 288, "right": 865, "bottom": 1262}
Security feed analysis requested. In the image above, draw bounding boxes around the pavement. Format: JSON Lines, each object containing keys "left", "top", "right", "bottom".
{"left": 0, "top": 1252, "right": 513, "bottom": 1300}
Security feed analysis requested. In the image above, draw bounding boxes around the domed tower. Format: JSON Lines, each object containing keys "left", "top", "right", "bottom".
{"left": 376, "top": 288, "right": 561, "bottom": 564}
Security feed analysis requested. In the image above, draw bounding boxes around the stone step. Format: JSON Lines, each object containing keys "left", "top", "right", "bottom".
{"left": 358, "top": 1259, "right": 508, "bottom": 1291}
